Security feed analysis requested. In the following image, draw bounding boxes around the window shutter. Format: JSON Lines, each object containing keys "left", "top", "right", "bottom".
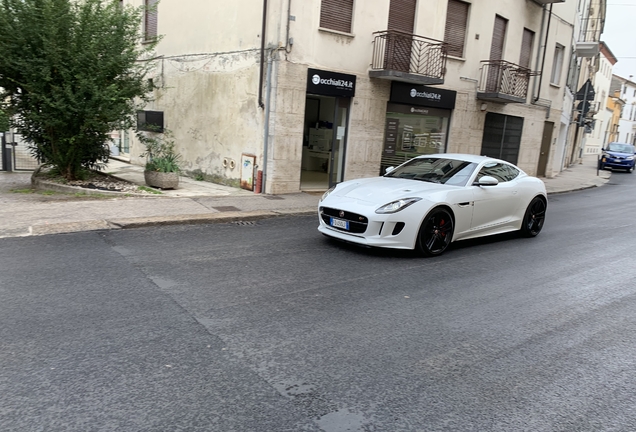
{"left": 388, "top": 0, "right": 416, "bottom": 33}
{"left": 489, "top": 15, "right": 507, "bottom": 61}
{"left": 444, "top": 0, "right": 469, "bottom": 58}
{"left": 145, "top": 0, "right": 158, "bottom": 40}
{"left": 320, "top": 0, "right": 353, "bottom": 33}
{"left": 519, "top": 28, "right": 534, "bottom": 69}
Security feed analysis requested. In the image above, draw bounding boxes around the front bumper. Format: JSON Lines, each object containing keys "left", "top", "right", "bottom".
{"left": 601, "top": 157, "right": 635, "bottom": 169}
{"left": 318, "top": 203, "right": 423, "bottom": 250}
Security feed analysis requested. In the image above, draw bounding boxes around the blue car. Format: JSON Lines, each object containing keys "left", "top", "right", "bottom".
{"left": 599, "top": 142, "right": 636, "bottom": 173}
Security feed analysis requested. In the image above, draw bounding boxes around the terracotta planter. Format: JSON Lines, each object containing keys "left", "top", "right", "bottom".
{"left": 144, "top": 170, "right": 179, "bottom": 189}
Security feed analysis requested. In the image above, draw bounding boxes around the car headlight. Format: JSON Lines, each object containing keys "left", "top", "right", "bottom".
{"left": 602, "top": 153, "right": 610, "bottom": 158}
{"left": 321, "top": 186, "right": 336, "bottom": 202}
{"left": 627, "top": 156, "right": 635, "bottom": 161}
{"left": 375, "top": 198, "right": 422, "bottom": 214}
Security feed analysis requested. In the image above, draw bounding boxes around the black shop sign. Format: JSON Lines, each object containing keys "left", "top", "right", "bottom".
{"left": 390, "top": 82, "right": 456, "bottom": 110}
{"left": 307, "top": 68, "right": 356, "bottom": 98}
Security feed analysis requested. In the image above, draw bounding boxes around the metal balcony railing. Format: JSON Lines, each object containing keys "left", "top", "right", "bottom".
{"left": 478, "top": 60, "right": 532, "bottom": 102}
{"left": 578, "top": 17, "right": 603, "bottom": 43}
{"left": 370, "top": 30, "right": 447, "bottom": 83}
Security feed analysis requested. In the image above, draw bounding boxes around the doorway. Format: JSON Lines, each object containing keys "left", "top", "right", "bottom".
{"left": 301, "top": 94, "right": 350, "bottom": 190}
{"left": 536, "top": 121, "right": 553, "bottom": 177}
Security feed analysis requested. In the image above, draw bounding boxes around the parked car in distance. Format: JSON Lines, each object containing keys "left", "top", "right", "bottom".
{"left": 598, "top": 142, "right": 636, "bottom": 173}
{"left": 318, "top": 154, "right": 547, "bottom": 257}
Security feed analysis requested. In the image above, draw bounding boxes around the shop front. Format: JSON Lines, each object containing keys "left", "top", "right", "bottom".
{"left": 381, "top": 82, "right": 457, "bottom": 174}
{"left": 301, "top": 68, "right": 356, "bottom": 190}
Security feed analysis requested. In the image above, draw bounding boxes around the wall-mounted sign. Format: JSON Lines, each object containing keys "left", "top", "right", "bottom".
{"left": 307, "top": 68, "right": 356, "bottom": 98}
{"left": 390, "top": 82, "right": 456, "bottom": 110}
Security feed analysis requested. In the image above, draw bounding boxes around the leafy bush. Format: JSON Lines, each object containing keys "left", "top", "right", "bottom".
{"left": 139, "top": 130, "right": 181, "bottom": 173}
{"left": 0, "top": 0, "right": 159, "bottom": 180}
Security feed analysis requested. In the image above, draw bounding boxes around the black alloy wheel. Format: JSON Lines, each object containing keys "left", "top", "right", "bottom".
{"left": 416, "top": 208, "right": 454, "bottom": 257}
{"left": 627, "top": 165, "right": 634, "bottom": 173}
{"left": 520, "top": 196, "right": 546, "bottom": 237}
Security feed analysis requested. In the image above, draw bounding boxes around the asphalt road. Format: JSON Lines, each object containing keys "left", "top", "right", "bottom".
{"left": 1, "top": 171, "right": 636, "bottom": 432}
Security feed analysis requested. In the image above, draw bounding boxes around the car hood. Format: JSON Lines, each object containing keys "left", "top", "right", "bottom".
{"left": 332, "top": 177, "right": 453, "bottom": 204}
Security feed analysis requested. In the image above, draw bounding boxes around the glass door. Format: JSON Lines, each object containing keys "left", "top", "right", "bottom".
{"left": 329, "top": 98, "right": 350, "bottom": 187}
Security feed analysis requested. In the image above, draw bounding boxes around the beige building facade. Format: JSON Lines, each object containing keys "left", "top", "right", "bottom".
{"left": 121, "top": 0, "right": 578, "bottom": 194}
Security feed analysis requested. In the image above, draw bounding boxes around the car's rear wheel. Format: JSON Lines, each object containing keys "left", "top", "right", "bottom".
{"left": 416, "top": 208, "right": 454, "bottom": 257}
{"left": 520, "top": 197, "right": 546, "bottom": 237}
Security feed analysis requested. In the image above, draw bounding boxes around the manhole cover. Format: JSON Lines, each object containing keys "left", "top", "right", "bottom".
{"left": 262, "top": 195, "right": 284, "bottom": 200}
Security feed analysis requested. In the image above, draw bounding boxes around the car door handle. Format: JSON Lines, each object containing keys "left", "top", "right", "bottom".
{"left": 458, "top": 202, "right": 473, "bottom": 207}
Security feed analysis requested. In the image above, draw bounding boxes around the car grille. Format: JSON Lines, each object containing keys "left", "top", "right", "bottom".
{"left": 320, "top": 207, "right": 368, "bottom": 234}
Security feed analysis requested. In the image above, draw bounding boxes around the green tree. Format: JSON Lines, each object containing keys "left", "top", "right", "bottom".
{"left": 0, "top": 0, "right": 158, "bottom": 180}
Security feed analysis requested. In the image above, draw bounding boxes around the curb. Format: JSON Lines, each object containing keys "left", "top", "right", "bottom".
{"left": 109, "top": 209, "right": 313, "bottom": 229}
{"left": 0, "top": 208, "right": 318, "bottom": 239}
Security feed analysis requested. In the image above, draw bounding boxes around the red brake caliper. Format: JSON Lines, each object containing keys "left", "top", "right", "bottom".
{"left": 440, "top": 219, "right": 445, "bottom": 237}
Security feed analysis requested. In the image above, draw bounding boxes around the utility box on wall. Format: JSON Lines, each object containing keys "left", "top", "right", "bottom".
{"left": 240, "top": 153, "right": 256, "bottom": 191}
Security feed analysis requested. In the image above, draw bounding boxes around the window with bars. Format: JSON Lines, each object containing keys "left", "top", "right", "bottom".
{"left": 144, "top": 0, "right": 158, "bottom": 41}
{"left": 320, "top": 0, "right": 354, "bottom": 34}
{"left": 444, "top": 0, "right": 469, "bottom": 58}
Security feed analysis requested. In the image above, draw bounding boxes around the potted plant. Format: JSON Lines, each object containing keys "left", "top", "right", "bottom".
{"left": 138, "top": 129, "right": 181, "bottom": 189}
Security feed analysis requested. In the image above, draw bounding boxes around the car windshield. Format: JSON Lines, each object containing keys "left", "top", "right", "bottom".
{"left": 607, "top": 143, "right": 635, "bottom": 154}
{"left": 384, "top": 157, "right": 478, "bottom": 186}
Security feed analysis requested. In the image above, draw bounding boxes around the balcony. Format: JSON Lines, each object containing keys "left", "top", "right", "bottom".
{"left": 477, "top": 60, "right": 532, "bottom": 104}
{"left": 369, "top": 30, "right": 447, "bottom": 85}
{"left": 576, "top": 18, "right": 602, "bottom": 57}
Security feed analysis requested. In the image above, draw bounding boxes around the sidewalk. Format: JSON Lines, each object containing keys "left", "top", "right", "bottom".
{"left": 0, "top": 155, "right": 610, "bottom": 238}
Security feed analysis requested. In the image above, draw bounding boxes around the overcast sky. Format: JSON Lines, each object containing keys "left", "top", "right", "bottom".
{"left": 603, "top": 1, "right": 636, "bottom": 80}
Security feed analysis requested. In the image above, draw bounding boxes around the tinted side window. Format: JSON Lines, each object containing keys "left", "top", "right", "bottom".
{"left": 504, "top": 164, "right": 520, "bottom": 180}
{"left": 476, "top": 163, "right": 515, "bottom": 183}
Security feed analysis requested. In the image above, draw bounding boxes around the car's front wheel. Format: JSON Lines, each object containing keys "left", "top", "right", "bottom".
{"left": 520, "top": 197, "right": 546, "bottom": 237}
{"left": 416, "top": 208, "right": 454, "bottom": 257}
{"left": 627, "top": 165, "right": 634, "bottom": 173}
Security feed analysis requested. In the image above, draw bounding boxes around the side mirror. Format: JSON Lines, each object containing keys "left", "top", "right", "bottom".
{"left": 385, "top": 166, "right": 395, "bottom": 174}
{"left": 478, "top": 175, "right": 499, "bottom": 187}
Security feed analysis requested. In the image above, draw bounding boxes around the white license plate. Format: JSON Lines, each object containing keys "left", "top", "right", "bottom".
{"left": 331, "top": 217, "right": 349, "bottom": 230}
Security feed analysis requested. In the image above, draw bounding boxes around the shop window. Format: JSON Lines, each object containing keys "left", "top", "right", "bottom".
{"left": 444, "top": 0, "right": 469, "bottom": 58}
{"left": 380, "top": 103, "right": 450, "bottom": 173}
{"left": 320, "top": 0, "right": 354, "bottom": 34}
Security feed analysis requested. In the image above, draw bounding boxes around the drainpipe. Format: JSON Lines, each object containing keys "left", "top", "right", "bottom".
{"left": 262, "top": 55, "right": 273, "bottom": 193}
{"left": 258, "top": 0, "right": 268, "bottom": 109}
{"left": 531, "top": 6, "right": 546, "bottom": 102}
{"left": 534, "top": 4, "right": 553, "bottom": 103}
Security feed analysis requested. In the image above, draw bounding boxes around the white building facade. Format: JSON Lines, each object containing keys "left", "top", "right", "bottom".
{"left": 554, "top": 0, "right": 606, "bottom": 169}
{"left": 611, "top": 75, "right": 636, "bottom": 145}
{"left": 583, "top": 42, "right": 617, "bottom": 154}
{"left": 122, "top": 0, "right": 578, "bottom": 194}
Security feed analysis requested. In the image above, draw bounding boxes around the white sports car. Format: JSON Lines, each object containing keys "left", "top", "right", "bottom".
{"left": 318, "top": 153, "right": 547, "bottom": 256}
